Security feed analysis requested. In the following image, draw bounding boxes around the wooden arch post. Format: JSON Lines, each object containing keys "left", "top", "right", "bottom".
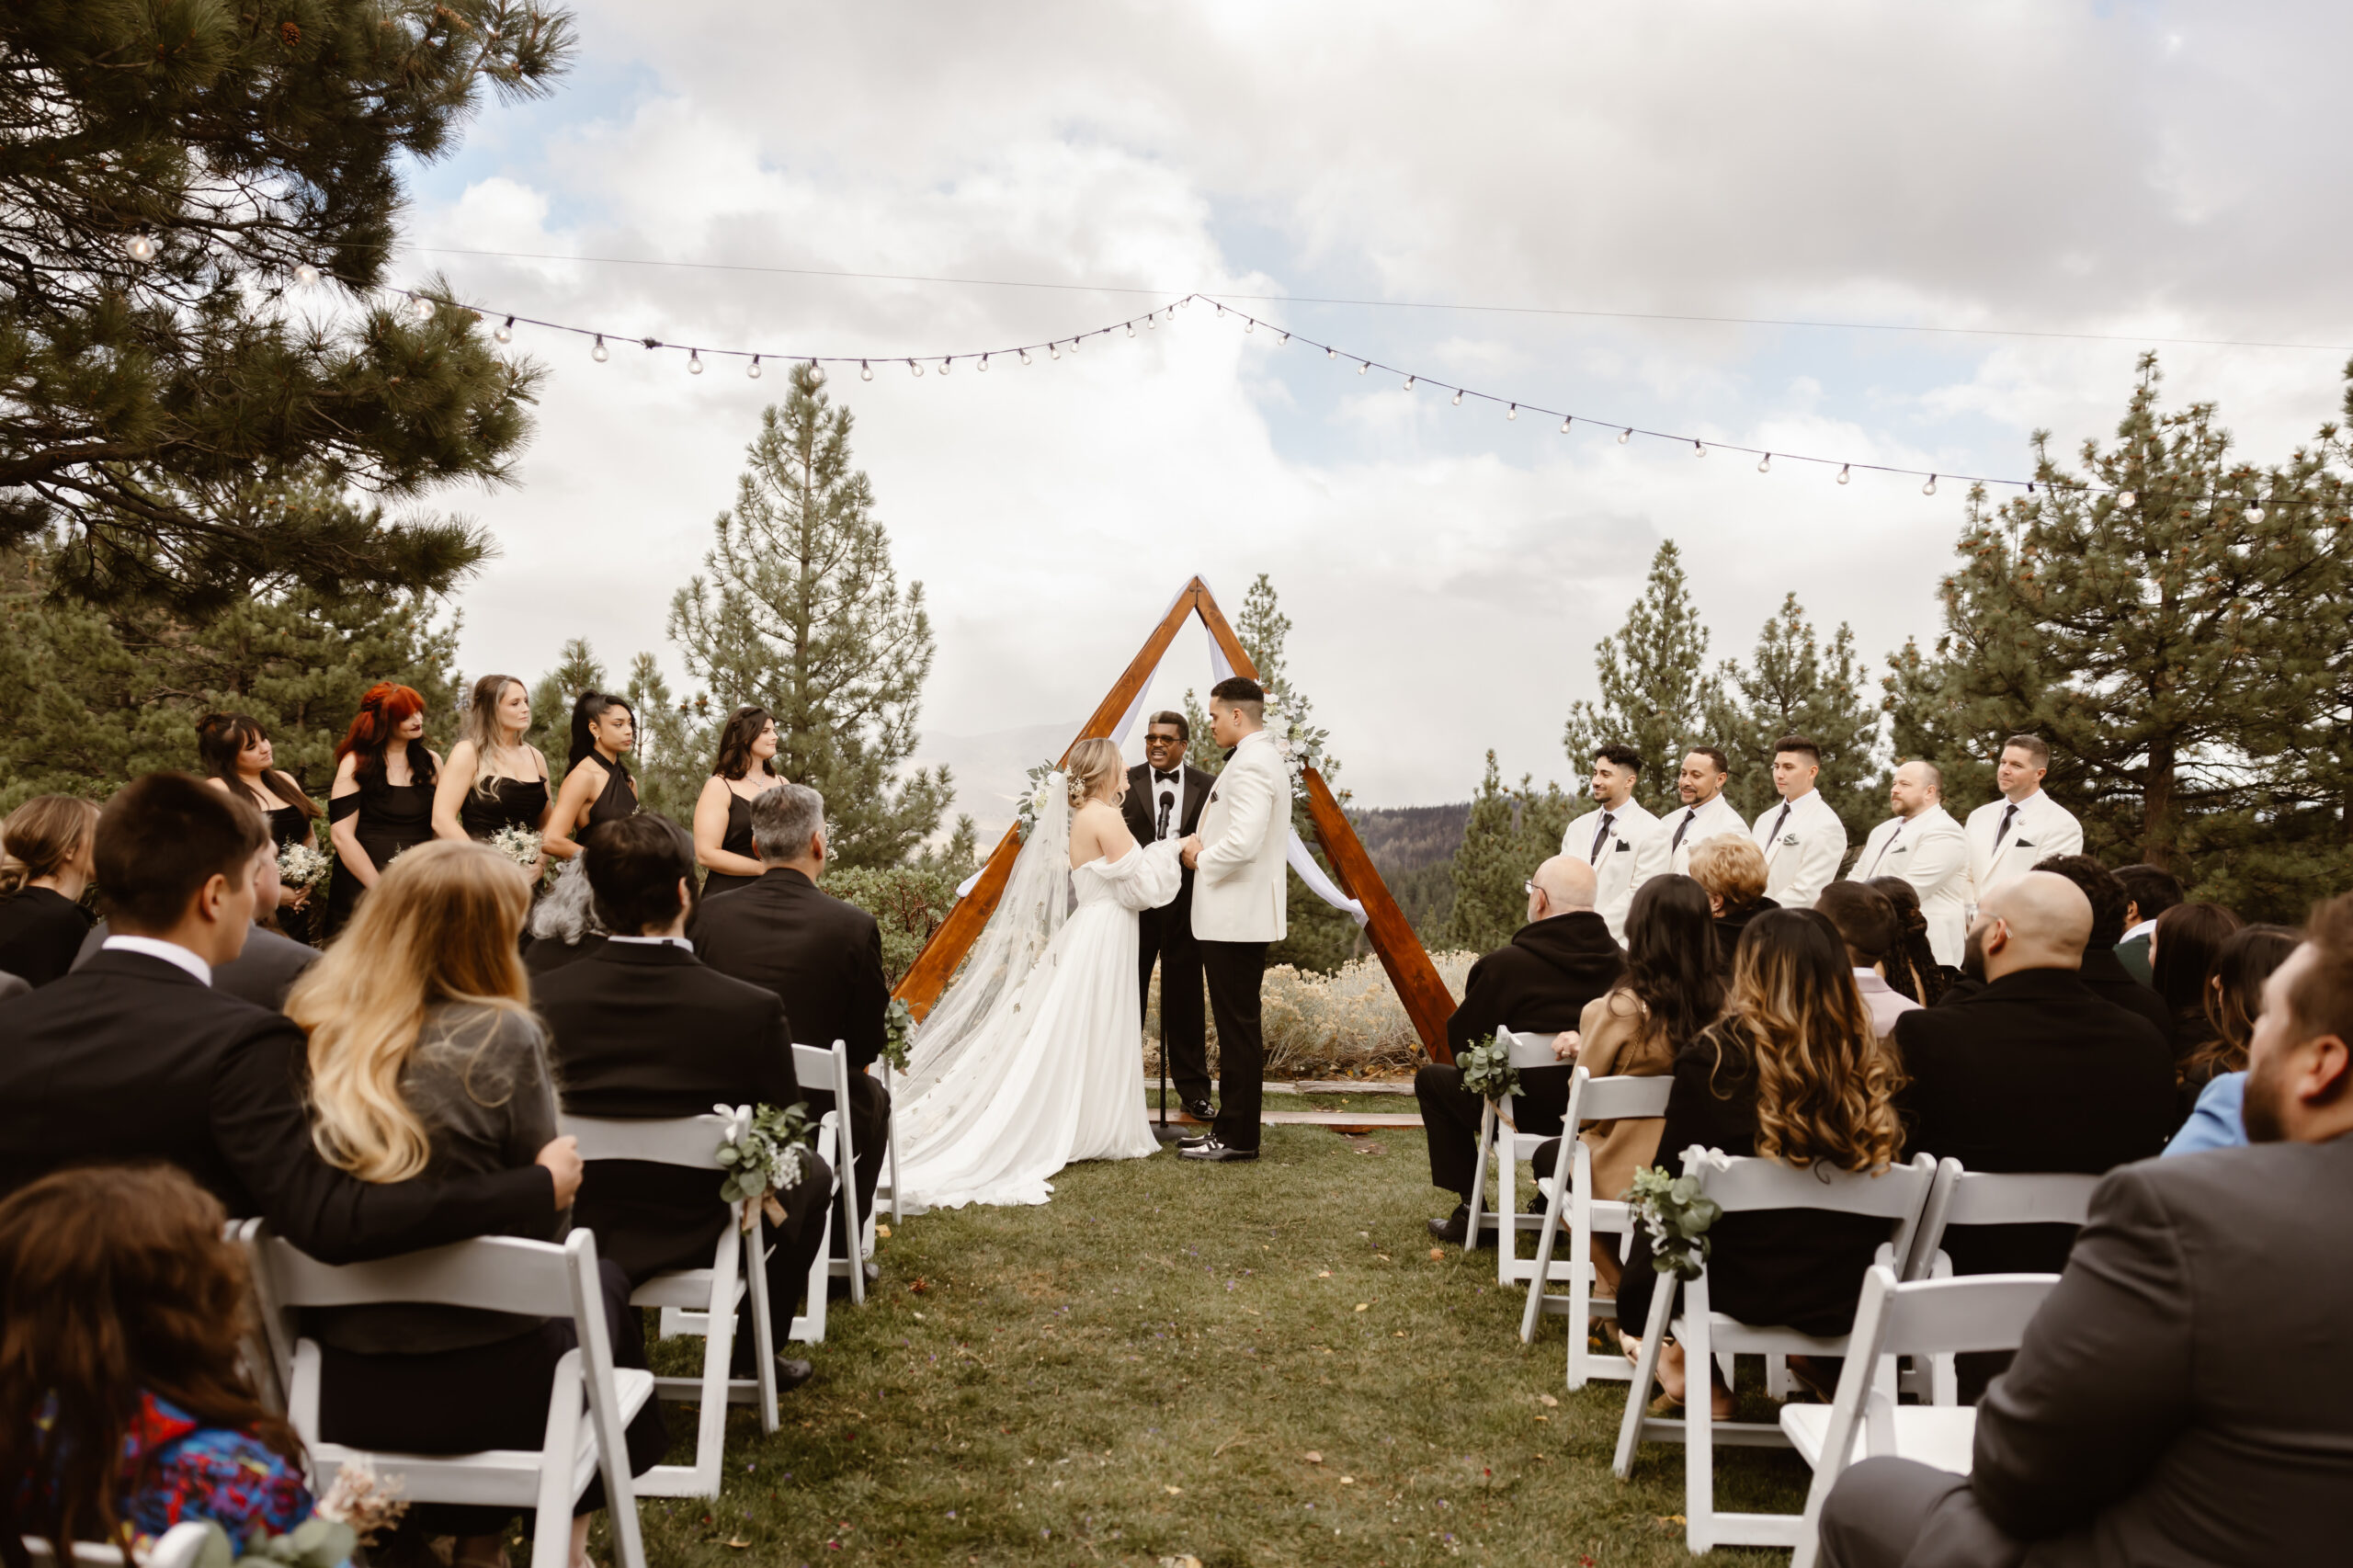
{"left": 893, "top": 577, "right": 1461, "bottom": 1062}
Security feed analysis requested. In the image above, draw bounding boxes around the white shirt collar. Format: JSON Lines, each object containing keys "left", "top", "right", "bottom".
{"left": 2121, "top": 918, "right": 2157, "bottom": 943}
{"left": 608, "top": 934, "right": 694, "bottom": 951}
{"left": 1779, "top": 788, "right": 1821, "bottom": 810}
{"left": 1853, "top": 967, "right": 1891, "bottom": 991}
{"left": 101, "top": 935, "right": 211, "bottom": 985}
{"left": 2005, "top": 788, "right": 2044, "bottom": 811}
{"left": 1233, "top": 729, "right": 1270, "bottom": 753}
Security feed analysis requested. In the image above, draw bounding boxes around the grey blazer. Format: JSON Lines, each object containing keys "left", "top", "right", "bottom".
{"left": 1932, "top": 1131, "right": 2353, "bottom": 1567}
{"left": 74, "top": 921, "right": 319, "bottom": 1011}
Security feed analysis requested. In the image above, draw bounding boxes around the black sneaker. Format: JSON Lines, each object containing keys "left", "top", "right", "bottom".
{"left": 1177, "top": 1138, "right": 1259, "bottom": 1163}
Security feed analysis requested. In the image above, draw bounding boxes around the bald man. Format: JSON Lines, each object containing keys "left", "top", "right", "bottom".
{"left": 1416, "top": 856, "right": 1625, "bottom": 1245}
{"left": 1892, "top": 872, "right": 2175, "bottom": 1281}
{"left": 1846, "top": 759, "right": 1970, "bottom": 966}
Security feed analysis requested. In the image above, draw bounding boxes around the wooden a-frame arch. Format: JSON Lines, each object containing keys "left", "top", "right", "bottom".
{"left": 892, "top": 576, "right": 1461, "bottom": 1062}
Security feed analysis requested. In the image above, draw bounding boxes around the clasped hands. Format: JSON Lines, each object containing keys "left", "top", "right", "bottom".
{"left": 1177, "top": 833, "right": 1202, "bottom": 869}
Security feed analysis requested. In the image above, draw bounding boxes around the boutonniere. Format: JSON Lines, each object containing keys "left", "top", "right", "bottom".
{"left": 1780, "top": 833, "right": 1800, "bottom": 846}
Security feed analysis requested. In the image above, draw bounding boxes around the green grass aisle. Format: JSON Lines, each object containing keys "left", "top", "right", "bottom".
{"left": 635, "top": 1123, "right": 1806, "bottom": 1566}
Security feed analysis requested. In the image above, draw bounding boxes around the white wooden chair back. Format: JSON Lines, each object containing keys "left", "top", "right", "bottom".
{"left": 1462, "top": 1029, "right": 1565, "bottom": 1286}
{"left": 1518, "top": 1068, "right": 1675, "bottom": 1387}
{"left": 243, "top": 1227, "right": 650, "bottom": 1568}
{"left": 1903, "top": 1159, "right": 2100, "bottom": 1280}
{"left": 559, "top": 1108, "right": 778, "bottom": 1495}
{"left": 873, "top": 1055, "right": 905, "bottom": 1224}
{"left": 1784, "top": 1266, "right": 2059, "bottom": 1568}
{"left": 17, "top": 1523, "right": 215, "bottom": 1568}
{"left": 793, "top": 1040, "right": 867, "bottom": 1305}
{"left": 1610, "top": 1149, "right": 1938, "bottom": 1556}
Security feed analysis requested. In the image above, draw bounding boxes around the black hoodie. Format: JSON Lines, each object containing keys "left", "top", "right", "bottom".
{"left": 1444, "top": 909, "right": 1627, "bottom": 1058}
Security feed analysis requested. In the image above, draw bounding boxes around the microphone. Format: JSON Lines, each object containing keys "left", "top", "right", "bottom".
{"left": 1156, "top": 796, "right": 1173, "bottom": 840}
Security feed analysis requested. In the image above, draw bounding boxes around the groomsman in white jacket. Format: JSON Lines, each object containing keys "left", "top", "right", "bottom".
{"left": 1965, "top": 733, "right": 2085, "bottom": 917}
{"left": 1750, "top": 735, "right": 1847, "bottom": 910}
{"left": 1847, "top": 759, "right": 1971, "bottom": 966}
{"left": 1627, "top": 746, "right": 1746, "bottom": 890}
{"left": 1558, "top": 744, "right": 1657, "bottom": 944}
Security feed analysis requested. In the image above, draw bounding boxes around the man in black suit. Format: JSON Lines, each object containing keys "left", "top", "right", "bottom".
{"left": 74, "top": 836, "right": 319, "bottom": 1008}
{"left": 536, "top": 813, "right": 832, "bottom": 1387}
{"left": 1415, "top": 856, "right": 1626, "bottom": 1244}
{"left": 0, "top": 774, "right": 572, "bottom": 1260}
{"left": 689, "top": 781, "right": 891, "bottom": 1273}
{"left": 1893, "top": 871, "right": 2175, "bottom": 1280}
{"left": 1122, "top": 710, "right": 1215, "bottom": 1122}
{"left": 1821, "top": 892, "right": 2353, "bottom": 1568}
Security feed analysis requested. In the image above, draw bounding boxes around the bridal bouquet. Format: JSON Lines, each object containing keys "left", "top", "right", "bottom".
{"left": 1455, "top": 1028, "right": 1521, "bottom": 1103}
{"left": 715, "top": 1100, "right": 816, "bottom": 1226}
{"left": 1627, "top": 1163, "right": 1723, "bottom": 1281}
{"left": 1257, "top": 689, "right": 1331, "bottom": 800}
{"left": 276, "top": 839, "right": 333, "bottom": 891}
{"left": 881, "top": 995, "right": 915, "bottom": 1074}
{"left": 1012, "top": 759, "right": 1062, "bottom": 841}
{"left": 489, "top": 824, "right": 543, "bottom": 873}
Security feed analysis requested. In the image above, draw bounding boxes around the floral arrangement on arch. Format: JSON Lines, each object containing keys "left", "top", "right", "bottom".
{"left": 1011, "top": 760, "right": 1062, "bottom": 841}
{"left": 1256, "top": 687, "right": 1331, "bottom": 800}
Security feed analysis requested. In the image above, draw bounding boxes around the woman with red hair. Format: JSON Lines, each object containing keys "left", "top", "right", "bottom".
{"left": 323, "top": 683, "right": 441, "bottom": 940}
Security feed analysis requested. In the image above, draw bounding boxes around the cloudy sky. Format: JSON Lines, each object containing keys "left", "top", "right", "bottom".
{"left": 396, "top": 1, "right": 2353, "bottom": 824}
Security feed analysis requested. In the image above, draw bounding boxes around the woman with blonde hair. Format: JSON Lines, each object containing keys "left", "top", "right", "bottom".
{"left": 430, "top": 674, "right": 551, "bottom": 865}
{"left": 889, "top": 736, "right": 1184, "bottom": 1208}
{"left": 1688, "top": 832, "right": 1778, "bottom": 976}
{"left": 0, "top": 794, "right": 100, "bottom": 987}
{"left": 1614, "top": 906, "right": 1907, "bottom": 1420}
{"left": 288, "top": 840, "right": 662, "bottom": 1567}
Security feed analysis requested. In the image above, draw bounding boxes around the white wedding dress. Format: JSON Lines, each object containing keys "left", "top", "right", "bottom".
{"left": 892, "top": 782, "right": 1182, "bottom": 1208}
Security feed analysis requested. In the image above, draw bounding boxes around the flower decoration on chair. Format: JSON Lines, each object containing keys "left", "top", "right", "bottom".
{"left": 1011, "top": 761, "right": 1063, "bottom": 841}
{"left": 1456, "top": 1028, "right": 1521, "bottom": 1103}
{"left": 275, "top": 839, "right": 333, "bottom": 891}
{"left": 881, "top": 995, "right": 916, "bottom": 1074}
{"left": 1627, "top": 1163, "right": 1724, "bottom": 1281}
{"left": 715, "top": 1100, "right": 816, "bottom": 1226}
{"left": 1257, "top": 689, "right": 1331, "bottom": 800}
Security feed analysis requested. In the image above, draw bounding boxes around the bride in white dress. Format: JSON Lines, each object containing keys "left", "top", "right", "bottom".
{"left": 892, "top": 738, "right": 1182, "bottom": 1208}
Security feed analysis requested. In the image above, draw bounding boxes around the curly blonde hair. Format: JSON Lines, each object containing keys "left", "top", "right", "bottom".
{"left": 1063, "top": 737, "right": 1125, "bottom": 809}
{"left": 1688, "top": 832, "right": 1768, "bottom": 911}
{"left": 1706, "top": 907, "right": 1905, "bottom": 1173}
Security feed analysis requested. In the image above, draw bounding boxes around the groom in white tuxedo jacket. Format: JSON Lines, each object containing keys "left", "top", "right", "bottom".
{"left": 1177, "top": 676, "right": 1291, "bottom": 1162}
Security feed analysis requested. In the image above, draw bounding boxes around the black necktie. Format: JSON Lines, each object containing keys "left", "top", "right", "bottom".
{"left": 1870, "top": 820, "right": 1904, "bottom": 876}
{"left": 1993, "top": 801, "right": 2018, "bottom": 851}
{"left": 1590, "top": 811, "right": 1615, "bottom": 866}
{"left": 1768, "top": 802, "right": 1791, "bottom": 846}
{"left": 1670, "top": 807, "right": 1699, "bottom": 854}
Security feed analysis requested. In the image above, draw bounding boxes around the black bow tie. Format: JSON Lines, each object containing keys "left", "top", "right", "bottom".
{"left": 1154, "top": 768, "right": 1180, "bottom": 784}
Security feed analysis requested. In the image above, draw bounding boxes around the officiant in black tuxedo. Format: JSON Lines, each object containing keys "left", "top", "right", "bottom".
{"left": 1122, "top": 712, "right": 1216, "bottom": 1120}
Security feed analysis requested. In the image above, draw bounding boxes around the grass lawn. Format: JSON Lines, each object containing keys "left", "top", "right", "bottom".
{"left": 628, "top": 1121, "right": 1808, "bottom": 1567}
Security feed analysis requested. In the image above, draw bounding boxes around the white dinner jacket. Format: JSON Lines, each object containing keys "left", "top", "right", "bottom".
{"left": 1847, "top": 803, "right": 1970, "bottom": 966}
{"left": 1560, "top": 799, "right": 1657, "bottom": 943}
{"left": 1751, "top": 790, "right": 1847, "bottom": 911}
{"left": 1189, "top": 730, "right": 1290, "bottom": 944}
{"left": 1628, "top": 792, "right": 1748, "bottom": 891}
{"left": 1964, "top": 790, "right": 2085, "bottom": 915}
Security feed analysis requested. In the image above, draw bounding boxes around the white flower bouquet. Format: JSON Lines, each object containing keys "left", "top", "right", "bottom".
{"left": 489, "top": 824, "right": 543, "bottom": 872}
{"left": 276, "top": 839, "right": 333, "bottom": 891}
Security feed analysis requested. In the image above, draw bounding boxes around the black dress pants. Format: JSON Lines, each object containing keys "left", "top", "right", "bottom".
{"left": 1819, "top": 1457, "right": 2030, "bottom": 1568}
{"left": 1415, "top": 1064, "right": 1571, "bottom": 1200}
{"left": 1140, "top": 900, "right": 1211, "bottom": 1107}
{"left": 732, "top": 1147, "right": 835, "bottom": 1363}
{"left": 804, "top": 1069, "right": 891, "bottom": 1257}
{"left": 1200, "top": 939, "right": 1267, "bottom": 1152}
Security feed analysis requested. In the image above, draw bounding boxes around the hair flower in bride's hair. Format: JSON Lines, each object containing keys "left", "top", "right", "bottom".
{"left": 1012, "top": 758, "right": 1062, "bottom": 841}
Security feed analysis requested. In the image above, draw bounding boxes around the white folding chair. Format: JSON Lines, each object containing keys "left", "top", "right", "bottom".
{"left": 18, "top": 1521, "right": 215, "bottom": 1568}
{"left": 871, "top": 1056, "right": 905, "bottom": 1226}
{"left": 794, "top": 1040, "right": 866, "bottom": 1306}
{"left": 1782, "top": 1266, "right": 2060, "bottom": 1568}
{"left": 1610, "top": 1148, "right": 1937, "bottom": 1555}
{"left": 1895, "top": 1159, "right": 2098, "bottom": 1401}
{"left": 1460, "top": 1028, "right": 1565, "bottom": 1283}
{"left": 1516, "top": 1068, "right": 1677, "bottom": 1389}
{"left": 560, "top": 1108, "right": 779, "bottom": 1496}
{"left": 241, "top": 1226, "right": 652, "bottom": 1568}
{"left": 662, "top": 1114, "right": 840, "bottom": 1347}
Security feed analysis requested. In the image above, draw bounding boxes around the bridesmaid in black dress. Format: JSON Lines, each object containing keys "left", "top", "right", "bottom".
{"left": 323, "top": 682, "right": 441, "bottom": 941}
{"left": 0, "top": 794, "right": 99, "bottom": 987}
{"left": 543, "top": 689, "right": 638, "bottom": 863}
{"left": 432, "top": 673, "right": 551, "bottom": 874}
{"left": 692, "top": 704, "right": 784, "bottom": 900}
{"left": 198, "top": 712, "right": 325, "bottom": 944}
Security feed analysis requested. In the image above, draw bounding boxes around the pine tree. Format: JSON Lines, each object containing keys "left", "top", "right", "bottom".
{"left": 1560, "top": 540, "right": 1714, "bottom": 813}
{"left": 668, "top": 364, "right": 950, "bottom": 867}
{"left": 529, "top": 638, "right": 608, "bottom": 786}
{"left": 620, "top": 653, "right": 709, "bottom": 824}
{"left": 1442, "top": 752, "right": 1575, "bottom": 955}
{"left": 0, "top": 3, "right": 572, "bottom": 608}
{"left": 1703, "top": 593, "right": 1883, "bottom": 842}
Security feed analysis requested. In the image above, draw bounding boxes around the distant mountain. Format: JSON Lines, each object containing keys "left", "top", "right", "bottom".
{"left": 1348, "top": 802, "right": 1469, "bottom": 945}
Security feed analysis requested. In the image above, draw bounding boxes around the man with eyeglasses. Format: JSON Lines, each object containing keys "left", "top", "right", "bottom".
{"left": 1120, "top": 711, "right": 1217, "bottom": 1122}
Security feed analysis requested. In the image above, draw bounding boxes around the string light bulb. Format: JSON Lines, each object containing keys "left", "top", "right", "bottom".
{"left": 1326, "top": 347, "right": 1337, "bottom": 360}
{"left": 1922, "top": 475, "right": 1937, "bottom": 495}
{"left": 860, "top": 359, "right": 872, "bottom": 380}
{"left": 1757, "top": 453, "right": 1771, "bottom": 473}
{"left": 1693, "top": 440, "right": 1705, "bottom": 457}
{"left": 1067, "top": 335, "right": 1079, "bottom": 353}
{"left": 978, "top": 353, "right": 989, "bottom": 372}
{"left": 938, "top": 357, "right": 950, "bottom": 374}
{"left": 124, "top": 233, "right": 155, "bottom": 262}
{"left": 1451, "top": 389, "right": 1463, "bottom": 406}
{"left": 1404, "top": 376, "right": 1415, "bottom": 391}
{"left": 494, "top": 315, "right": 514, "bottom": 344}
{"left": 909, "top": 358, "right": 923, "bottom": 377}
{"left": 1050, "top": 343, "right": 1061, "bottom": 359}
{"left": 1560, "top": 416, "right": 1573, "bottom": 434}
{"left": 2245, "top": 504, "right": 2266, "bottom": 523}
{"left": 747, "top": 355, "right": 762, "bottom": 380}
{"left": 1128, "top": 322, "right": 1136, "bottom": 337}
{"left": 1506, "top": 403, "right": 1518, "bottom": 420}
{"left": 1019, "top": 348, "right": 1031, "bottom": 366}
{"left": 1279, "top": 332, "right": 1289, "bottom": 345}
{"left": 2116, "top": 489, "right": 2135, "bottom": 508}
{"left": 591, "top": 335, "right": 608, "bottom": 362}
{"left": 1244, "top": 319, "right": 1253, "bottom": 334}
{"left": 1836, "top": 464, "right": 1851, "bottom": 484}
{"left": 1618, "top": 428, "right": 1631, "bottom": 444}
{"left": 1358, "top": 360, "right": 1368, "bottom": 375}
{"left": 407, "top": 294, "right": 436, "bottom": 323}
{"left": 1147, "top": 313, "right": 1157, "bottom": 330}
{"left": 295, "top": 263, "right": 321, "bottom": 288}
{"left": 688, "top": 349, "right": 703, "bottom": 374}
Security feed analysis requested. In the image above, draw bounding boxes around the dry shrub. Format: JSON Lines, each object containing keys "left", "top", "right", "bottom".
{"left": 1147, "top": 950, "right": 1478, "bottom": 1082}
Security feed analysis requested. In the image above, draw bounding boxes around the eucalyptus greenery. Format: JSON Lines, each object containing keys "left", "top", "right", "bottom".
{"left": 714, "top": 1100, "right": 817, "bottom": 1209}
{"left": 1628, "top": 1164, "right": 1723, "bottom": 1281}
{"left": 881, "top": 996, "right": 917, "bottom": 1074}
{"left": 1454, "top": 1028, "right": 1521, "bottom": 1103}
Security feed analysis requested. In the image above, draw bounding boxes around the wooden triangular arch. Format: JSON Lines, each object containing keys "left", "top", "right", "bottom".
{"left": 893, "top": 576, "right": 1461, "bottom": 1062}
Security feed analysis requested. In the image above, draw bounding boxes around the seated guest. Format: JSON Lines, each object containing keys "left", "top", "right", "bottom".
{"left": 1688, "top": 833, "right": 1779, "bottom": 976}
{"left": 1617, "top": 909, "right": 1906, "bottom": 1421}
{"left": 1893, "top": 872, "right": 2174, "bottom": 1279}
{"left": 523, "top": 853, "right": 608, "bottom": 974}
{"left": 691, "top": 782, "right": 892, "bottom": 1270}
{"left": 1868, "top": 876, "right": 1955, "bottom": 1006}
{"left": 2153, "top": 900, "right": 2244, "bottom": 1062}
{"left": 288, "top": 841, "right": 664, "bottom": 1562}
{"left": 0, "top": 774, "right": 571, "bottom": 1259}
{"left": 1415, "top": 856, "right": 1625, "bottom": 1244}
{"left": 0, "top": 1166, "right": 341, "bottom": 1563}
{"left": 534, "top": 813, "right": 833, "bottom": 1391}
{"left": 2168, "top": 923, "right": 2302, "bottom": 1142}
{"left": 1815, "top": 881, "right": 1918, "bottom": 1037}
{"left": 74, "top": 834, "right": 318, "bottom": 1008}
{"left": 2111, "top": 860, "right": 2184, "bottom": 983}
{"left": 1819, "top": 892, "right": 2353, "bottom": 1568}
{"left": 2024, "top": 854, "right": 2172, "bottom": 1040}
{"left": 0, "top": 794, "right": 100, "bottom": 987}
{"left": 1528, "top": 873, "right": 1723, "bottom": 1291}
